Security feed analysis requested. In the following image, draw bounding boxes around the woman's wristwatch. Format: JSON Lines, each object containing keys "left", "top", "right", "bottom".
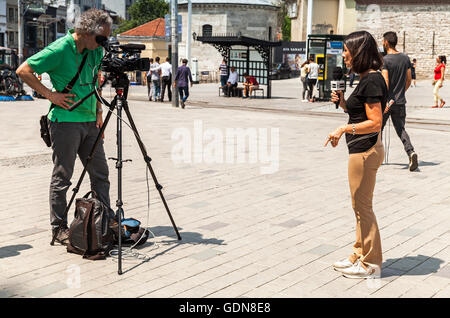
{"left": 96, "top": 108, "right": 103, "bottom": 113}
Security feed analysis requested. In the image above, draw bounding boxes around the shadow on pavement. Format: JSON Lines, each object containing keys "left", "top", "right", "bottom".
{"left": 121, "top": 226, "right": 225, "bottom": 275}
{"left": 382, "top": 255, "right": 445, "bottom": 278}
{"left": 0, "top": 244, "right": 33, "bottom": 259}
{"left": 382, "top": 160, "right": 440, "bottom": 170}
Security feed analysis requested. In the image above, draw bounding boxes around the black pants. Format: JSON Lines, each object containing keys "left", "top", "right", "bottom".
{"left": 178, "top": 86, "right": 189, "bottom": 102}
{"left": 307, "top": 78, "right": 317, "bottom": 100}
{"left": 225, "top": 83, "right": 238, "bottom": 96}
{"left": 161, "top": 75, "right": 172, "bottom": 102}
{"left": 382, "top": 104, "right": 415, "bottom": 156}
{"left": 49, "top": 121, "right": 110, "bottom": 229}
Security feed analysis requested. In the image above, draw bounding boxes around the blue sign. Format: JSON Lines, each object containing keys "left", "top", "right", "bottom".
{"left": 165, "top": 14, "right": 182, "bottom": 41}
{"left": 328, "top": 41, "right": 343, "bottom": 49}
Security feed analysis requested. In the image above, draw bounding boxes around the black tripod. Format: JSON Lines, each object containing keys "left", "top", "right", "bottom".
{"left": 50, "top": 72, "right": 182, "bottom": 275}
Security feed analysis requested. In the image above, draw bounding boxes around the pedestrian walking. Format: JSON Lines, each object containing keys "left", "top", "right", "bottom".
{"left": 307, "top": 56, "right": 319, "bottom": 102}
{"left": 219, "top": 59, "right": 228, "bottom": 94}
{"left": 300, "top": 60, "right": 310, "bottom": 102}
{"left": 160, "top": 57, "right": 172, "bottom": 102}
{"left": 146, "top": 58, "right": 153, "bottom": 101}
{"left": 174, "top": 58, "right": 193, "bottom": 109}
{"left": 150, "top": 56, "right": 161, "bottom": 102}
{"left": 411, "top": 58, "right": 417, "bottom": 87}
{"left": 432, "top": 55, "right": 446, "bottom": 108}
{"left": 381, "top": 31, "right": 418, "bottom": 172}
{"left": 327, "top": 30, "right": 387, "bottom": 280}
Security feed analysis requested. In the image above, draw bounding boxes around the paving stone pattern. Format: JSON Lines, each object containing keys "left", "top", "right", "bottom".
{"left": 0, "top": 79, "right": 449, "bottom": 298}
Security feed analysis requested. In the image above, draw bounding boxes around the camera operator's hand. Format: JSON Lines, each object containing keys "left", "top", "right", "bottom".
{"left": 48, "top": 91, "right": 76, "bottom": 109}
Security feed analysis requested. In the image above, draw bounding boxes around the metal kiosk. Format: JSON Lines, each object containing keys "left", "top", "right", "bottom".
{"left": 307, "top": 34, "right": 346, "bottom": 101}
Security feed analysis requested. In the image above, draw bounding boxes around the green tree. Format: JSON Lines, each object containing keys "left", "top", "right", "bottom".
{"left": 282, "top": 14, "right": 291, "bottom": 41}
{"left": 277, "top": 0, "right": 291, "bottom": 41}
{"left": 114, "top": 0, "right": 170, "bottom": 35}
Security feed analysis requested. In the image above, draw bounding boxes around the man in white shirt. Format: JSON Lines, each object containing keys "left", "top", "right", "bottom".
{"left": 307, "top": 56, "right": 319, "bottom": 102}
{"left": 160, "top": 57, "right": 172, "bottom": 102}
{"left": 225, "top": 67, "right": 239, "bottom": 97}
{"left": 150, "top": 56, "right": 161, "bottom": 102}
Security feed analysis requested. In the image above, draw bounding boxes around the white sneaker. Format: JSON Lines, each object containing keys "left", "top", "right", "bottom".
{"left": 340, "top": 261, "right": 380, "bottom": 279}
{"left": 302, "top": 99, "right": 309, "bottom": 102}
{"left": 332, "top": 258, "right": 354, "bottom": 270}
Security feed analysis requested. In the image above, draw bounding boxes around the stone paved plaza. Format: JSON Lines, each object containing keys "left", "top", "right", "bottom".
{"left": 0, "top": 78, "right": 449, "bottom": 298}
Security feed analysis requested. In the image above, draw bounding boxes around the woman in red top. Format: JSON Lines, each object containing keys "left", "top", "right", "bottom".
{"left": 432, "top": 55, "right": 446, "bottom": 108}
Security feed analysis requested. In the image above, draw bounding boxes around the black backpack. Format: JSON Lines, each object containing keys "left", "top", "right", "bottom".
{"left": 67, "top": 191, "right": 115, "bottom": 260}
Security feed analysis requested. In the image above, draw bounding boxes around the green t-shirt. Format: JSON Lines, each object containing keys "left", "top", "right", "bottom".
{"left": 27, "top": 29, "right": 103, "bottom": 122}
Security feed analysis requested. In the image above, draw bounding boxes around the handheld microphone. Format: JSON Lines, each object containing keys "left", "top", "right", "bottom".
{"left": 331, "top": 67, "right": 346, "bottom": 109}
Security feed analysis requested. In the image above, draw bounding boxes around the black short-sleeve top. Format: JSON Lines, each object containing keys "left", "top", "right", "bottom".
{"left": 345, "top": 71, "right": 388, "bottom": 154}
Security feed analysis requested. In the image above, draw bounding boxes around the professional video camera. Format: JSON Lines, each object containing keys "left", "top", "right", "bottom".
{"left": 95, "top": 35, "right": 150, "bottom": 74}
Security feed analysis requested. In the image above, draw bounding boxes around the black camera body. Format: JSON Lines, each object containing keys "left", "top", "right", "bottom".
{"left": 96, "top": 36, "right": 150, "bottom": 74}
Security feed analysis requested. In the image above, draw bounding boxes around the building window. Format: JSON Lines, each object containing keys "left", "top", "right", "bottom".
{"left": 9, "top": 8, "right": 15, "bottom": 22}
{"left": 9, "top": 32, "right": 14, "bottom": 45}
{"left": 57, "top": 19, "right": 66, "bottom": 34}
{"left": 202, "top": 24, "right": 212, "bottom": 37}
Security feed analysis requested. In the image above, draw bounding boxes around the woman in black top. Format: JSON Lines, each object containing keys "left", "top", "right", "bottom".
{"left": 325, "top": 31, "right": 388, "bottom": 279}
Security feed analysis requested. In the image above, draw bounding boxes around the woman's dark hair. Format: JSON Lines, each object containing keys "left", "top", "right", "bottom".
{"left": 439, "top": 55, "right": 447, "bottom": 64}
{"left": 301, "top": 60, "right": 310, "bottom": 68}
{"left": 344, "top": 31, "right": 384, "bottom": 74}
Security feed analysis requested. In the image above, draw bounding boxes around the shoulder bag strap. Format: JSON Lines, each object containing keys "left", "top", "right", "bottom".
{"left": 48, "top": 52, "right": 89, "bottom": 114}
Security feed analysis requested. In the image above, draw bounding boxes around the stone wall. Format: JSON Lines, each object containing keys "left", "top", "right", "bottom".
{"left": 178, "top": 4, "right": 279, "bottom": 75}
{"left": 356, "top": 3, "right": 450, "bottom": 79}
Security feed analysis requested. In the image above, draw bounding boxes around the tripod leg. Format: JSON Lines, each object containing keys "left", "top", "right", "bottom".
{"left": 50, "top": 98, "right": 116, "bottom": 245}
{"left": 122, "top": 103, "right": 182, "bottom": 241}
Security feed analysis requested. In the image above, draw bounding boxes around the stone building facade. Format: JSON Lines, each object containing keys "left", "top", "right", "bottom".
{"left": 177, "top": 0, "right": 279, "bottom": 73}
{"left": 287, "top": 0, "right": 357, "bottom": 41}
{"left": 356, "top": 0, "right": 450, "bottom": 79}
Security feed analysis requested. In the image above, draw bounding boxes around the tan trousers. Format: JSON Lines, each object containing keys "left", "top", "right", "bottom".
{"left": 347, "top": 135, "right": 384, "bottom": 268}
{"left": 433, "top": 79, "right": 443, "bottom": 104}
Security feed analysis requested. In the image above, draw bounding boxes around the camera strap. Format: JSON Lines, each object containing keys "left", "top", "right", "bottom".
{"left": 48, "top": 52, "right": 89, "bottom": 113}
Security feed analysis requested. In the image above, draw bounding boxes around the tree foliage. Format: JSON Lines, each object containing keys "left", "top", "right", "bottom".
{"left": 114, "top": 0, "right": 170, "bottom": 35}
{"left": 277, "top": 0, "right": 291, "bottom": 41}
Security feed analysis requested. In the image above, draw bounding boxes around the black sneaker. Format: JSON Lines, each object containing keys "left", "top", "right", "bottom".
{"left": 181, "top": 100, "right": 185, "bottom": 109}
{"left": 409, "top": 152, "right": 418, "bottom": 171}
{"left": 52, "top": 226, "right": 70, "bottom": 246}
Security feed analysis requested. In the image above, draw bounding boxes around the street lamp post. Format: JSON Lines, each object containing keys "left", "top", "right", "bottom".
{"left": 18, "top": 0, "right": 23, "bottom": 64}
{"left": 171, "top": 0, "right": 179, "bottom": 108}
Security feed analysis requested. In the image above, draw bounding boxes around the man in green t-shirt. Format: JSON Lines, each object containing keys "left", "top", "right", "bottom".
{"left": 17, "top": 9, "right": 113, "bottom": 246}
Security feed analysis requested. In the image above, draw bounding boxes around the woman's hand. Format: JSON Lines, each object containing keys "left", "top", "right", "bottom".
{"left": 331, "top": 90, "right": 343, "bottom": 104}
{"left": 325, "top": 125, "right": 346, "bottom": 148}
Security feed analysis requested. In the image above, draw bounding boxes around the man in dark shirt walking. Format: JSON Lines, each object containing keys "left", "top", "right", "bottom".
{"left": 174, "top": 58, "right": 193, "bottom": 109}
{"left": 381, "top": 31, "right": 418, "bottom": 172}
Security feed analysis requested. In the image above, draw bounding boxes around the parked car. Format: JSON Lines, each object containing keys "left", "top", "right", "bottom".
{"left": 32, "top": 72, "right": 53, "bottom": 98}
{"left": 270, "top": 63, "right": 294, "bottom": 80}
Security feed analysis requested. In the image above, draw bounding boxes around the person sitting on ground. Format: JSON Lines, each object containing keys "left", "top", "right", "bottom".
{"left": 225, "top": 67, "right": 238, "bottom": 97}
{"left": 242, "top": 73, "right": 259, "bottom": 98}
